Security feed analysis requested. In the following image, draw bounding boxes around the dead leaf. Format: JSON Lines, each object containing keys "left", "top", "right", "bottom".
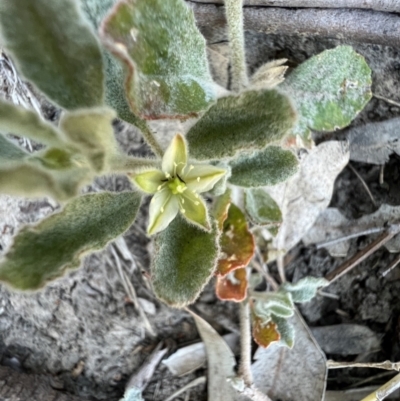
{"left": 217, "top": 203, "right": 255, "bottom": 276}
{"left": 162, "top": 333, "right": 239, "bottom": 376}
{"left": 252, "top": 310, "right": 327, "bottom": 401}
{"left": 311, "top": 324, "right": 381, "bottom": 355}
{"left": 188, "top": 310, "right": 243, "bottom": 401}
{"left": 303, "top": 205, "right": 400, "bottom": 255}
{"left": 207, "top": 43, "right": 231, "bottom": 89}
{"left": 347, "top": 118, "right": 400, "bottom": 164}
{"left": 216, "top": 268, "right": 248, "bottom": 302}
{"left": 252, "top": 316, "right": 281, "bottom": 348}
{"left": 266, "top": 141, "right": 349, "bottom": 253}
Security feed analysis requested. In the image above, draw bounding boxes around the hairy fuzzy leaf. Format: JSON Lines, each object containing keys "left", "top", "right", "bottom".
{"left": 152, "top": 215, "right": 219, "bottom": 307}
{"left": 0, "top": 0, "right": 104, "bottom": 109}
{"left": 216, "top": 268, "right": 248, "bottom": 302}
{"left": 79, "top": 0, "right": 147, "bottom": 128}
{"left": 212, "top": 189, "right": 231, "bottom": 230}
{"left": 0, "top": 134, "right": 28, "bottom": 163}
{"left": 229, "top": 146, "right": 298, "bottom": 187}
{"left": 60, "top": 107, "right": 118, "bottom": 172}
{"left": 253, "top": 316, "right": 281, "bottom": 348}
{"left": 271, "top": 314, "right": 295, "bottom": 349}
{"left": 187, "top": 90, "right": 296, "bottom": 160}
{"left": 245, "top": 188, "right": 282, "bottom": 227}
{"left": 282, "top": 46, "right": 372, "bottom": 145}
{"left": 252, "top": 292, "right": 294, "bottom": 321}
{"left": 100, "top": 0, "right": 215, "bottom": 120}
{"left": 0, "top": 99, "right": 63, "bottom": 146}
{"left": 281, "top": 277, "right": 328, "bottom": 303}
{"left": 217, "top": 203, "right": 255, "bottom": 276}
{"left": 0, "top": 192, "right": 141, "bottom": 289}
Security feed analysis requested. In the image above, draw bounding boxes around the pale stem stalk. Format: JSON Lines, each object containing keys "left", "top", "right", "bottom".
{"left": 239, "top": 300, "right": 253, "bottom": 386}
{"left": 135, "top": 118, "right": 164, "bottom": 158}
{"left": 225, "top": 0, "right": 248, "bottom": 92}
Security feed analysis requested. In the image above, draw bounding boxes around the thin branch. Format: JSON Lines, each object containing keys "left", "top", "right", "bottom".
{"left": 238, "top": 300, "right": 253, "bottom": 386}
{"left": 191, "top": 4, "right": 400, "bottom": 48}
{"left": 360, "top": 373, "right": 400, "bottom": 401}
{"left": 190, "top": 0, "right": 400, "bottom": 13}
{"left": 348, "top": 163, "right": 377, "bottom": 207}
{"left": 277, "top": 254, "right": 286, "bottom": 283}
{"left": 325, "top": 224, "right": 400, "bottom": 284}
{"left": 224, "top": 0, "right": 248, "bottom": 91}
{"left": 381, "top": 253, "right": 400, "bottom": 277}
{"left": 374, "top": 94, "right": 400, "bottom": 108}
{"left": 328, "top": 360, "right": 400, "bottom": 372}
{"left": 164, "top": 377, "right": 206, "bottom": 401}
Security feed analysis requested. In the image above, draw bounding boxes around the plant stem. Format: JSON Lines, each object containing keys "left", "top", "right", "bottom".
{"left": 224, "top": 0, "right": 248, "bottom": 92}
{"left": 239, "top": 299, "right": 253, "bottom": 386}
{"left": 108, "top": 155, "right": 159, "bottom": 173}
{"left": 135, "top": 118, "right": 164, "bottom": 158}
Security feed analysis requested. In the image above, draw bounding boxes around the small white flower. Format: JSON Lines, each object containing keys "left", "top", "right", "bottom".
{"left": 131, "top": 134, "right": 226, "bottom": 235}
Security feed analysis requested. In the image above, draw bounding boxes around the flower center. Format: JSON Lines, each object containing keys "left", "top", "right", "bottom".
{"left": 168, "top": 177, "right": 187, "bottom": 195}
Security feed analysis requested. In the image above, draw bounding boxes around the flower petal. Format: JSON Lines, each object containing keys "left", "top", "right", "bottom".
{"left": 162, "top": 134, "right": 188, "bottom": 175}
{"left": 148, "top": 189, "right": 179, "bottom": 235}
{"left": 130, "top": 170, "right": 165, "bottom": 194}
{"left": 185, "top": 165, "right": 226, "bottom": 193}
{"left": 181, "top": 189, "right": 210, "bottom": 231}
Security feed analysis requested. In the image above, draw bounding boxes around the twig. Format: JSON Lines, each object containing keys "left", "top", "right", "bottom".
{"left": 347, "top": 371, "right": 395, "bottom": 390}
{"left": 253, "top": 248, "right": 279, "bottom": 290}
{"left": 164, "top": 377, "right": 207, "bottom": 401}
{"left": 325, "top": 224, "right": 400, "bottom": 284}
{"left": 238, "top": 300, "right": 253, "bottom": 386}
{"left": 348, "top": 163, "right": 377, "bottom": 207}
{"left": 316, "top": 227, "right": 385, "bottom": 249}
{"left": 328, "top": 360, "right": 400, "bottom": 372}
{"left": 191, "top": 5, "right": 400, "bottom": 48}
{"left": 277, "top": 253, "right": 286, "bottom": 283}
{"left": 224, "top": 0, "right": 248, "bottom": 91}
{"left": 190, "top": 0, "right": 400, "bottom": 13}
{"left": 381, "top": 253, "right": 400, "bottom": 277}
{"left": 374, "top": 94, "right": 400, "bottom": 108}
{"left": 110, "top": 245, "right": 155, "bottom": 336}
{"left": 360, "top": 373, "right": 400, "bottom": 401}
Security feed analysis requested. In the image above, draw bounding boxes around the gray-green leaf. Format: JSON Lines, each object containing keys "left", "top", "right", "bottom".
{"left": 0, "top": 192, "right": 141, "bottom": 290}
{"left": 281, "top": 277, "right": 328, "bottom": 303}
{"left": 281, "top": 45, "right": 372, "bottom": 143}
{"left": 245, "top": 188, "right": 282, "bottom": 226}
{"left": 229, "top": 146, "right": 298, "bottom": 187}
{"left": 0, "top": 99, "right": 63, "bottom": 147}
{"left": 0, "top": 0, "right": 104, "bottom": 109}
{"left": 0, "top": 134, "right": 28, "bottom": 164}
{"left": 100, "top": 0, "right": 216, "bottom": 120}
{"left": 152, "top": 215, "right": 219, "bottom": 307}
{"left": 187, "top": 90, "right": 296, "bottom": 160}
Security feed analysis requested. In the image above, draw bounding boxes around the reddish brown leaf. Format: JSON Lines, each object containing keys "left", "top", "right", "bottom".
{"left": 216, "top": 268, "right": 248, "bottom": 302}
{"left": 216, "top": 203, "right": 255, "bottom": 276}
{"left": 253, "top": 316, "right": 281, "bottom": 348}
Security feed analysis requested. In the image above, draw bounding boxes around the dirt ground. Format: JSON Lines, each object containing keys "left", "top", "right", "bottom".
{"left": 1, "top": 3, "right": 400, "bottom": 401}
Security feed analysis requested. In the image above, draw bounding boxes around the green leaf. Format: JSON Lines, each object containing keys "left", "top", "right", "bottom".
{"left": 0, "top": 0, "right": 104, "bottom": 109}
{"left": 186, "top": 90, "right": 296, "bottom": 160}
{"left": 60, "top": 107, "right": 118, "bottom": 172}
{"left": 245, "top": 188, "right": 282, "bottom": 227}
{"left": 271, "top": 314, "right": 295, "bottom": 348}
{"left": 281, "top": 45, "right": 372, "bottom": 144}
{"left": 281, "top": 277, "right": 328, "bottom": 303}
{"left": 0, "top": 192, "right": 141, "bottom": 290}
{"left": 217, "top": 203, "right": 255, "bottom": 276}
{"left": 0, "top": 134, "right": 28, "bottom": 164}
{"left": 229, "top": 146, "right": 298, "bottom": 187}
{"left": 0, "top": 99, "right": 63, "bottom": 146}
{"left": 152, "top": 215, "right": 219, "bottom": 307}
{"left": 100, "top": 0, "right": 216, "bottom": 120}
{"left": 79, "top": 0, "right": 147, "bottom": 128}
